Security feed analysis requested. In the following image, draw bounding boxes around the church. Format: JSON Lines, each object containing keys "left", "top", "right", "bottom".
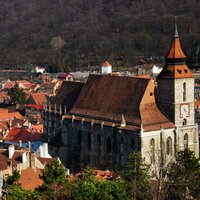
{"left": 43, "top": 24, "right": 199, "bottom": 174}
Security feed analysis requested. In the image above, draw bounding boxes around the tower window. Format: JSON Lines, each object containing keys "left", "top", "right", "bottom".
{"left": 182, "top": 119, "right": 187, "bottom": 126}
{"left": 183, "top": 82, "right": 186, "bottom": 102}
{"left": 166, "top": 137, "right": 172, "bottom": 156}
{"left": 150, "top": 138, "right": 155, "bottom": 164}
{"left": 184, "top": 133, "right": 188, "bottom": 149}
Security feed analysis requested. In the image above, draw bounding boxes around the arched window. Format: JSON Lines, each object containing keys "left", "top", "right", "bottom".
{"left": 182, "top": 119, "right": 187, "bottom": 126}
{"left": 183, "top": 82, "right": 186, "bottom": 102}
{"left": 77, "top": 131, "right": 82, "bottom": 146}
{"left": 150, "top": 138, "right": 155, "bottom": 164}
{"left": 120, "top": 136, "right": 124, "bottom": 153}
{"left": 97, "top": 134, "right": 101, "bottom": 164}
{"left": 131, "top": 138, "right": 135, "bottom": 150}
{"left": 87, "top": 132, "right": 91, "bottom": 151}
{"left": 107, "top": 137, "right": 112, "bottom": 153}
{"left": 184, "top": 133, "right": 188, "bottom": 149}
{"left": 97, "top": 134, "right": 101, "bottom": 146}
{"left": 166, "top": 137, "right": 172, "bottom": 156}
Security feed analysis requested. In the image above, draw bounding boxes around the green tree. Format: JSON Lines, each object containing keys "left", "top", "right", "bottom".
{"left": 37, "top": 159, "right": 70, "bottom": 199}
{"left": 71, "top": 166, "right": 130, "bottom": 200}
{"left": 3, "top": 170, "right": 33, "bottom": 200}
{"left": 50, "top": 36, "right": 65, "bottom": 72}
{"left": 8, "top": 84, "right": 26, "bottom": 105}
{"left": 166, "top": 149, "right": 200, "bottom": 200}
{"left": 124, "top": 151, "right": 153, "bottom": 200}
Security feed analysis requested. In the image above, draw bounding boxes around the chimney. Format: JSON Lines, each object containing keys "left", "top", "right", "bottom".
{"left": 30, "top": 152, "right": 36, "bottom": 171}
{"left": 43, "top": 143, "right": 48, "bottom": 158}
{"left": 28, "top": 123, "right": 32, "bottom": 129}
{"left": 8, "top": 145, "right": 15, "bottom": 159}
{"left": 22, "top": 152, "right": 27, "bottom": 163}
{"left": 28, "top": 141, "right": 31, "bottom": 151}
{"left": 19, "top": 140, "right": 22, "bottom": 147}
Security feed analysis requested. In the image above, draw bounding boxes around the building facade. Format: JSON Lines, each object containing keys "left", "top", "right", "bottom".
{"left": 44, "top": 25, "right": 199, "bottom": 174}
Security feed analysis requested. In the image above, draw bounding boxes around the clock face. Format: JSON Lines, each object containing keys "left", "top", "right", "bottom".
{"left": 180, "top": 103, "right": 190, "bottom": 118}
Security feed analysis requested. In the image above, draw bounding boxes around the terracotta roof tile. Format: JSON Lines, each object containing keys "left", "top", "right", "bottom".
{"left": 19, "top": 167, "right": 43, "bottom": 191}
{"left": 51, "top": 81, "right": 84, "bottom": 111}
{"left": 102, "top": 61, "right": 111, "bottom": 67}
{"left": 0, "top": 109, "right": 23, "bottom": 120}
{"left": 28, "top": 93, "right": 47, "bottom": 105}
{"left": 37, "top": 157, "right": 54, "bottom": 167}
{"left": 4, "top": 127, "right": 43, "bottom": 143}
{"left": 158, "top": 64, "right": 192, "bottom": 79}
{"left": 167, "top": 37, "right": 186, "bottom": 59}
{"left": 68, "top": 74, "right": 173, "bottom": 131}
{"left": 0, "top": 149, "right": 26, "bottom": 170}
{"left": 69, "top": 74, "right": 149, "bottom": 126}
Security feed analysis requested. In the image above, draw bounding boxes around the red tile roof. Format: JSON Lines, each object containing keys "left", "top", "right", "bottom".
{"left": 0, "top": 109, "right": 23, "bottom": 120}
{"left": 102, "top": 61, "right": 111, "bottom": 67}
{"left": 167, "top": 37, "right": 186, "bottom": 59}
{"left": 19, "top": 167, "right": 43, "bottom": 191}
{"left": 51, "top": 81, "right": 84, "bottom": 111}
{"left": 0, "top": 149, "right": 26, "bottom": 170}
{"left": 69, "top": 74, "right": 174, "bottom": 131}
{"left": 4, "top": 127, "right": 43, "bottom": 143}
{"left": 26, "top": 103, "right": 43, "bottom": 110}
{"left": 158, "top": 64, "right": 192, "bottom": 79}
{"left": 28, "top": 93, "right": 47, "bottom": 105}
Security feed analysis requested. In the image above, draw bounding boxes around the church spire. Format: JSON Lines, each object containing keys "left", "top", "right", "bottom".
{"left": 157, "top": 22, "right": 192, "bottom": 79}
{"left": 166, "top": 21, "right": 186, "bottom": 60}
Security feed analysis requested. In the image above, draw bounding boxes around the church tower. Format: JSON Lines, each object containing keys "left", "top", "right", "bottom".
{"left": 157, "top": 23, "right": 194, "bottom": 127}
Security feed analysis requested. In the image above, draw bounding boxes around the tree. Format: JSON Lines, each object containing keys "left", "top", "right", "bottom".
{"left": 124, "top": 151, "right": 153, "bottom": 200}
{"left": 37, "top": 159, "right": 70, "bottom": 199}
{"left": 8, "top": 83, "right": 26, "bottom": 106}
{"left": 71, "top": 166, "right": 130, "bottom": 200}
{"left": 50, "top": 36, "right": 66, "bottom": 72}
{"left": 3, "top": 170, "right": 32, "bottom": 200}
{"left": 166, "top": 149, "right": 200, "bottom": 200}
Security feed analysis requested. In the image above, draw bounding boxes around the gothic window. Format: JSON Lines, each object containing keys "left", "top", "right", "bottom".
{"left": 107, "top": 136, "right": 112, "bottom": 153}
{"left": 97, "top": 134, "right": 101, "bottom": 146}
{"left": 97, "top": 134, "right": 101, "bottom": 164}
{"left": 184, "top": 133, "right": 188, "bottom": 149}
{"left": 166, "top": 137, "right": 172, "bottom": 156}
{"left": 87, "top": 132, "right": 91, "bottom": 151}
{"left": 120, "top": 136, "right": 124, "bottom": 153}
{"left": 131, "top": 138, "right": 135, "bottom": 150}
{"left": 150, "top": 138, "right": 155, "bottom": 164}
{"left": 182, "top": 119, "right": 187, "bottom": 126}
{"left": 77, "top": 131, "right": 82, "bottom": 146}
{"left": 183, "top": 82, "right": 186, "bottom": 102}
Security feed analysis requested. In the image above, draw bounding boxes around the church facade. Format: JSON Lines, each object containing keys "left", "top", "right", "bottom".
{"left": 43, "top": 25, "right": 199, "bottom": 174}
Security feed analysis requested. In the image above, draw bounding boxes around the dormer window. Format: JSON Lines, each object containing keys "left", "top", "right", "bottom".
{"left": 177, "top": 69, "right": 182, "bottom": 74}
{"left": 184, "top": 69, "right": 188, "bottom": 73}
{"left": 150, "top": 92, "right": 153, "bottom": 96}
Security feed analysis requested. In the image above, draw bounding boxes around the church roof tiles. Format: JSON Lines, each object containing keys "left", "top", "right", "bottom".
{"left": 68, "top": 74, "right": 174, "bottom": 132}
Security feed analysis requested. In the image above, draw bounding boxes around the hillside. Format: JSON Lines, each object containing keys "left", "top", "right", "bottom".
{"left": 0, "top": 0, "right": 199, "bottom": 71}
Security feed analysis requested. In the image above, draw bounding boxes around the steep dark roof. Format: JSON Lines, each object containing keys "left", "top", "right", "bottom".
{"left": 51, "top": 81, "right": 84, "bottom": 111}
{"left": 69, "top": 74, "right": 149, "bottom": 126}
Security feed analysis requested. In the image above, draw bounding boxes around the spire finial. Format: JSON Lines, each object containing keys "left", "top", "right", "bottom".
{"left": 174, "top": 16, "right": 179, "bottom": 37}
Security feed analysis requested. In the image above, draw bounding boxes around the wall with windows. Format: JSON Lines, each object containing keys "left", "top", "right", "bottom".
{"left": 58, "top": 118, "right": 141, "bottom": 171}
{"left": 141, "top": 124, "right": 199, "bottom": 177}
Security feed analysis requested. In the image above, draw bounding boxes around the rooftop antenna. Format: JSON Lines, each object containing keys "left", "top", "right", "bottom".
{"left": 174, "top": 16, "right": 179, "bottom": 37}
